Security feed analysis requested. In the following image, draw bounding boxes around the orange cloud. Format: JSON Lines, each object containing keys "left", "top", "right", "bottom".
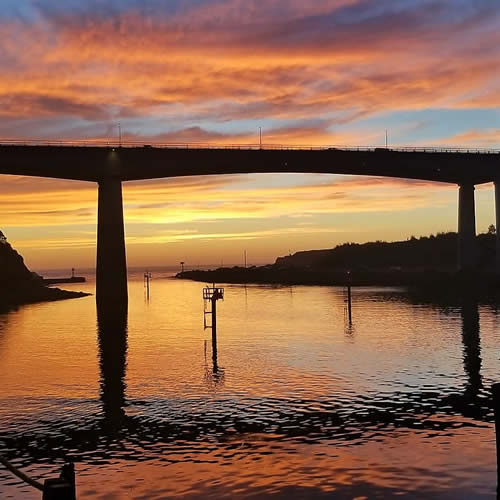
{"left": 0, "top": 1, "right": 498, "bottom": 141}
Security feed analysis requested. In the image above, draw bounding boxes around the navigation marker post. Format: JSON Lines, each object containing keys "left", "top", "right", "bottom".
{"left": 203, "top": 284, "right": 224, "bottom": 371}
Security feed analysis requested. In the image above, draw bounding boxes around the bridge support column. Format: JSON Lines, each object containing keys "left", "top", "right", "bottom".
{"left": 96, "top": 178, "right": 128, "bottom": 310}
{"left": 495, "top": 181, "right": 500, "bottom": 273}
{"left": 457, "top": 182, "right": 477, "bottom": 271}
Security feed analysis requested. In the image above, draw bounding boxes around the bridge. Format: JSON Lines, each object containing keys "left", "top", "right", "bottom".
{"left": 1, "top": 141, "right": 499, "bottom": 311}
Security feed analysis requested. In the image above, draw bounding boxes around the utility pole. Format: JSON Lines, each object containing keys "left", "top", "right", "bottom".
{"left": 259, "top": 127, "right": 262, "bottom": 149}
{"left": 244, "top": 250, "right": 247, "bottom": 268}
{"left": 385, "top": 129, "right": 388, "bottom": 148}
{"left": 118, "top": 123, "right": 122, "bottom": 147}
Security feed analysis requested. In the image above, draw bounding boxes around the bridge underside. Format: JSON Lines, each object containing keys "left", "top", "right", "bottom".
{"left": 0, "top": 145, "right": 498, "bottom": 311}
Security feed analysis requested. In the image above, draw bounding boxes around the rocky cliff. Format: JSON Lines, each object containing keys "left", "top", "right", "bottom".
{"left": 0, "top": 231, "right": 89, "bottom": 308}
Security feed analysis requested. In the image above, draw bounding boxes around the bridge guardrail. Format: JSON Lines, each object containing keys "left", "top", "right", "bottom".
{"left": 0, "top": 140, "right": 498, "bottom": 154}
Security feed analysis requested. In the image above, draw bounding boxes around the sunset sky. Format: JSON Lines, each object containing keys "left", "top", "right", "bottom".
{"left": 1, "top": 0, "right": 499, "bottom": 270}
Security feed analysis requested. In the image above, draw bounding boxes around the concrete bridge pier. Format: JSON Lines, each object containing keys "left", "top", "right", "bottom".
{"left": 96, "top": 177, "right": 128, "bottom": 310}
{"left": 495, "top": 181, "right": 500, "bottom": 273}
{"left": 457, "top": 182, "right": 477, "bottom": 271}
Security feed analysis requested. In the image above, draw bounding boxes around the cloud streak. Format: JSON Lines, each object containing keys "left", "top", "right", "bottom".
{"left": 0, "top": 172, "right": 451, "bottom": 228}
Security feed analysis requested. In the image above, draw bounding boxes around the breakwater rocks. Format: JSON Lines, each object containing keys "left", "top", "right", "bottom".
{"left": 0, "top": 233, "right": 89, "bottom": 308}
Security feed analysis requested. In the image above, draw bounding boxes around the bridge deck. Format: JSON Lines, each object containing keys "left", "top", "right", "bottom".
{"left": 0, "top": 143, "right": 498, "bottom": 184}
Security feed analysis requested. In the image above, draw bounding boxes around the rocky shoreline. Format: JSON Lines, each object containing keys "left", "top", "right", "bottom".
{"left": 0, "top": 284, "right": 89, "bottom": 310}
{"left": 0, "top": 232, "right": 90, "bottom": 309}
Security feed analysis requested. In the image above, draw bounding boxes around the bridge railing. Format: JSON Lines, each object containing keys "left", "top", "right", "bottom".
{"left": 0, "top": 139, "right": 498, "bottom": 154}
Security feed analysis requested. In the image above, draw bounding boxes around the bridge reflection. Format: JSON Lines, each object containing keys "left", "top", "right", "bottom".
{"left": 461, "top": 300, "right": 483, "bottom": 397}
{"left": 358, "top": 288, "right": 486, "bottom": 398}
{"left": 97, "top": 307, "right": 128, "bottom": 424}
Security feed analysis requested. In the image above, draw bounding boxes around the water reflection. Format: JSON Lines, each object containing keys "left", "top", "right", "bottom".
{"left": 461, "top": 300, "right": 483, "bottom": 396}
{"left": 203, "top": 337, "right": 225, "bottom": 391}
{"left": 344, "top": 320, "right": 354, "bottom": 337}
{"left": 378, "top": 289, "right": 485, "bottom": 397}
{"left": 0, "top": 310, "right": 13, "bottom": 353}
{"left": 2, "top": 281, "right": 500, "bottom": 498}
{"left": 97, "top": 307, "right": 128, "bottom": 424}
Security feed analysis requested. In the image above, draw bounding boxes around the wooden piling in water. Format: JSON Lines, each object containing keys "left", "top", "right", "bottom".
{"left": 42, "top": 463, "right": 76, "bottom": 500}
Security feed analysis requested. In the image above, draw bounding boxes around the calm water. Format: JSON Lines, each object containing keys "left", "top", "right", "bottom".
{"left": 1, "top": 272, "right": 499, "bottom": 498}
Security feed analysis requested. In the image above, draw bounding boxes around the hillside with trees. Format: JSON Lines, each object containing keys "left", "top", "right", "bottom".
{"left": 275, "top": 229, "right": 496, "bottom": 271}
{"left": 178, "top": 229, "right": 499, "bottom": 289}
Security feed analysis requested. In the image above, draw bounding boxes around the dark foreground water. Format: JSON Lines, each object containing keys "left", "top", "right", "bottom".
{"left": 0, "top": 272, "right": 499, "bottom": 498}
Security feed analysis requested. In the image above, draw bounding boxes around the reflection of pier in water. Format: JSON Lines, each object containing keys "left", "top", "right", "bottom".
{"left": 204, "top": 339, "right": 225, "bottom": 391}
{"left": 96, "top": 303, "right": 227, "bottom": 422}
{"left": 461, "top": 300, "right": 482, "bottom": 397}
{"left": 93, "top": 294, "right": 486, "bottom": 428}
{"left": 92, "top": 292, "right": 489, "bottom": 428}
{"left": 97, "top": 308, "right": 128, "bottom": 424}
{"left": 371, "top": 289, "right": 485, "bottom": 399}
{"left": 2, "top": 296, "right": 493, "bottom": 465}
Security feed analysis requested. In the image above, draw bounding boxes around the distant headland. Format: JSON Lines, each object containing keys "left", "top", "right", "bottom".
{"left": 0, "top": 231, "right": 90, "bottom": 309}
{"left": 176, "top": 231, "right": 500, "bottom": 295}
